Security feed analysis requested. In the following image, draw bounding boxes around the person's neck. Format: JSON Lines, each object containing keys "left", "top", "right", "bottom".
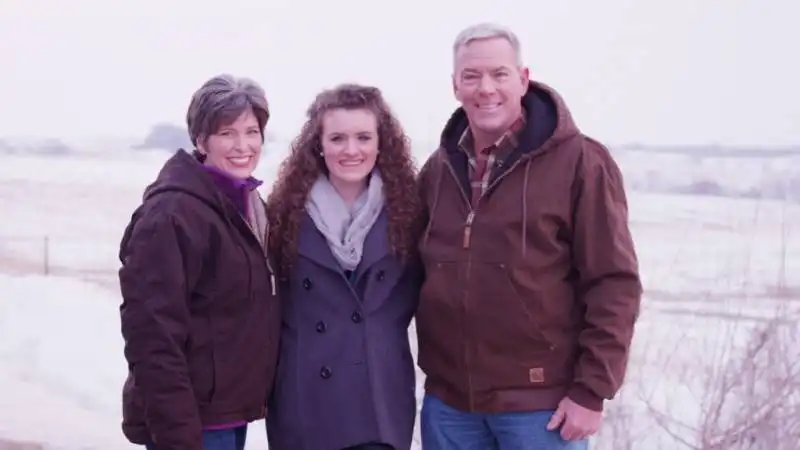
{"left": 329, "top": 177, "right": 367, "bottom": 208}
{"left": 203, "top": 161, "right": 246, "bottom": 183}
{"left": 472, "top": 130, "right": 506, "bottom": 153}
{"left": 471, "top": 108, "right": 524, "bottom": 151}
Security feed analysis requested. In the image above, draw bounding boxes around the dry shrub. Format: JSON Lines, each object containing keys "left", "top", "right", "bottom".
{"left": 695, "top": 315, "right": 800, "bottom": 449}
{"left": 637, "top": 311, "right": 800, "bottom": 450}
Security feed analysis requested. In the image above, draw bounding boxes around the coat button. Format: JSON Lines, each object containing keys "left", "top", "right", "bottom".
{"left": 320, "top": 366, "right": 332, "bottom": 379}
{"left": 376, "top": 270, "right": 385, "bottom": 281}
{"left": 302, "top": 278, "right": 312, "bottom": 290}
{"left": 351, "top": 311, "right": 363, "bottom": 323}
{"left": 316, "top": 321, "right": 326, "bottom": 333}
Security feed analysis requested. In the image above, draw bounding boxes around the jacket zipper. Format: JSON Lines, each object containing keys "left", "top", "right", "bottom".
{"left": 442, "top": 158, "right": 477, "bottom": 249}
{"left": 445, "top": 153, "right": 537, "bottom": 249}
{"left": 440, "top": 150, "right": 542, "bottom": 411}
{"left": 442, "top": 157, "right": 477, "bottom": 410}
{"left": 463, "top": 212, "right": 475, "bottom": 249}
{"left": 242, "top": 213, "right": 277, "bottom": 296}
{"left": 263, "top": 222, "right": 277, "bottom": 296}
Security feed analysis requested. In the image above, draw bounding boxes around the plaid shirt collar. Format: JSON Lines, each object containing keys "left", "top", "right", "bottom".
{"left": 458, "top": 110, "right": 527, "bottom": 156}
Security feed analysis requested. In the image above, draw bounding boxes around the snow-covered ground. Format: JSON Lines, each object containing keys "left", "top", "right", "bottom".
{"left": 0, "top": 273, "right": 133, "bottom": 449}
{"left": 1, "top": 150, "right": 799, "bottom": 449}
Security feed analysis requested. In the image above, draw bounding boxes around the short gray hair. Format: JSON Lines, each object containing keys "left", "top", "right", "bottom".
{"left": 186, "top": 74, "right": 270, "bottom": 147}
{"left": 452, "top": 22, "right": 523, "bottom": 67}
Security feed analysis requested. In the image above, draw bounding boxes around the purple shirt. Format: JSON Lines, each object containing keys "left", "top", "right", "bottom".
{"left": 201, "top": 164, "right": 263, "bottom": 217}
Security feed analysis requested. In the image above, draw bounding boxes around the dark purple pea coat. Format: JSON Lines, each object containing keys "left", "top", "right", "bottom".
{"left": 266, "top": 212, "right": 420, "bottom": 450}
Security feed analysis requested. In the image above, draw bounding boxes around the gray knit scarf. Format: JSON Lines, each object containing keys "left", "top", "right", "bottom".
{"left": 305, "top": 171, "right": 385, "bottom": 271}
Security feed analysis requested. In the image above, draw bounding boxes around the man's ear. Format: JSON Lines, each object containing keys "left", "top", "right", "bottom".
{"left": 520, "top": 66, "right": 530, "bottom": 84}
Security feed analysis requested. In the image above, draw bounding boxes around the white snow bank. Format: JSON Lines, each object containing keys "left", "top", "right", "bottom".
{"left": 0, "top": 274, "right": 270, "bottom": 450}
{"left": 0, "top": 273, "right": 131, "bottom": 449}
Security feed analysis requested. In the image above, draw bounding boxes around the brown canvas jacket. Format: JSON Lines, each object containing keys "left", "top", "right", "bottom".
{"left": 416, "top": 81, "right": 642, "bottom": 413}
{"left": 118, "top": 150, "right": 281, "bottom": 449}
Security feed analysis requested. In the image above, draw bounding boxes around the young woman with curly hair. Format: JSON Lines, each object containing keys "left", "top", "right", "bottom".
{"left": 265, "top": 83, "right": 423, "bottom": 450}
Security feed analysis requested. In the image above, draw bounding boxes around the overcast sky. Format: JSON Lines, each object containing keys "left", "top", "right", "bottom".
{"left": 1, "top": 0, "right": 797, "bottom": 147}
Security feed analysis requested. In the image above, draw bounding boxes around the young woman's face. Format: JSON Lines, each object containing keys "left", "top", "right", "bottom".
{"left": 320, "top": 108, "right": 379, "bottom": 188}
{"left": 198, "top": 107, "right": 263, "bottom": 179}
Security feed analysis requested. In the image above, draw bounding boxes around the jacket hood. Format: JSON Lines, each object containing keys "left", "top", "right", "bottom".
{"left": 438, "top": 81, "right": 581, "bottom": 157}
{"left": 142, "top": 149, "right": 231, "bottom": 216}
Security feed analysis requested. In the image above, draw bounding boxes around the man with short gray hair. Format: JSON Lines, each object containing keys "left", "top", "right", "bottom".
{"left": 415, "top": 22, "right": 642, "bottom": 449}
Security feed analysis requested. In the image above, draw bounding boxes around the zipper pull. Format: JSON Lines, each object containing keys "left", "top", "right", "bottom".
{"left": 463, "top": 211, "right": 475, "bottom": 249}
{"left": 270, "top": 274, "right": 276, "bottom": 296}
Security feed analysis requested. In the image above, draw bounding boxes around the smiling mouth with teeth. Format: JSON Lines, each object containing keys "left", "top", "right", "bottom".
{"left": 228, "top": 156, "right": 252, "bottom": 166}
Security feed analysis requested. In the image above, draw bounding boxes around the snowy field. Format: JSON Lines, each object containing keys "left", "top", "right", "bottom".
{"left": 1, "top": 150, "right": 799, "bottom": 449}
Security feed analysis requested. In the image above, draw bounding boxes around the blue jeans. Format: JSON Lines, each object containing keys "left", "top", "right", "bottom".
{"left": 421, "top": 394, "right": 589, "bottom": 450}
{"left": 145, "top": 425, "right": 247, "bottom": 450}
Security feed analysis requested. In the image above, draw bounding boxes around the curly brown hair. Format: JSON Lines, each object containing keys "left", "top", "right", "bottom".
{"left": 266, "top": 83, "right": 422, "bottom": 278}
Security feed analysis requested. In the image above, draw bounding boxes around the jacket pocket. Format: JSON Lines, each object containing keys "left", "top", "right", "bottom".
{"left": 187, "top": 314, "right": 215, "bottom": 405}
{"left": 467, "top": 262, "right": 561, "bottom": 392}
{"left": 121, "top": 372, "right": 145, "bottom": 426}
{"left": 470, "top": 262, "right": 553, "bottom": 354}
{"left": 499, "top": 264, "right": 552, "bottom": 345}
{"left": 501, "top": 264, "right": 578, "bottom": 389}
{"left": 416, "top": 261, "right": 462, "bottom": 377}
{"left": 505, "top": 264, "right": 577, "bottom": 336}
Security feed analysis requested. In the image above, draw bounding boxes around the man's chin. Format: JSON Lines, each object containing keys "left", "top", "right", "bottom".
{"left": 472, "top": 120, "right": 510, "bottom": 137}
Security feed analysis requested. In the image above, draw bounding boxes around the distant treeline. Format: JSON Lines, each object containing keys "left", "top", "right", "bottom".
{"left": 2, "top": 131, "right": 799, "bottom": 203}
{"left": 632, "top": 177, "right": 800, "bottom": 203}
{"left": 133, "top": 122, "right": 278, "bottom": 151}
{"left": 615, "top": 144, "right": 800, "bottom": 158}
{"left": 0, "top": 138, "right": 72, "bottom": 155}
{"left": 615, "top": 149, "right": 800, "bottom": 203}
{"left": 133, "top": 123, "right": 193, "bottom": 151}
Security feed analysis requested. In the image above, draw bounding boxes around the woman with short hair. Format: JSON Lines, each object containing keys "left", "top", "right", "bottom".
{"left": 118, "top": 74, "right": 280, "bottom": 450}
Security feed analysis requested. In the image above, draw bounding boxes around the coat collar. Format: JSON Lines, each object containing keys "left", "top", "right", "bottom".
{"left": 297, "top": 210, "right": 390, "bottom": 280}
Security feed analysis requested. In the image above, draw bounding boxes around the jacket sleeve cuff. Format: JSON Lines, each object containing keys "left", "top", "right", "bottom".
{"left": 567, "top": 384, "right": 605, "bottom": 412}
